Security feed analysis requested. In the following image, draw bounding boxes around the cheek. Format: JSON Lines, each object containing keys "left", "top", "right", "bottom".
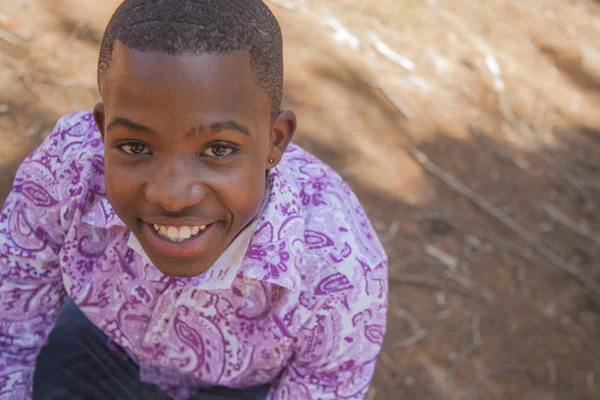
{"left": 215, "top": 160, "right": 266, "bottom": 221}
{"left": 104, "top": 157, "right": 142, "bottom": 208}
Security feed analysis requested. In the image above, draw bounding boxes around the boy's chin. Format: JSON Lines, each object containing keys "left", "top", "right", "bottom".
{"left": 152, "top": 258, "right": 212, "bottom": 278}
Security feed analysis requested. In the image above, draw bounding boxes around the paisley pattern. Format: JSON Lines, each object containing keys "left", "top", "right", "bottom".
{"left": 0, "top": 111, "right": 388, "bottom": 400}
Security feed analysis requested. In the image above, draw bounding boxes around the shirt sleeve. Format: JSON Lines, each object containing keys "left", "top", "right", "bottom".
{"left": 268, "top": 260, "right": 388, "bottom": 400}
{"left": 0, "top": 120, "right": 70, "bottom": 399}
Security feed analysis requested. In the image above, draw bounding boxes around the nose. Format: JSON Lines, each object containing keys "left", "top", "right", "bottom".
{"left": 144, "top": 158, "right": 207, "bottom": 212}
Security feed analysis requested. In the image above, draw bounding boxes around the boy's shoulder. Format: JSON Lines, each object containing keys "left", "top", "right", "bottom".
{"left": 243, "top": 142, "right": 387, "bottom": 293}
{"left": 26, "top": 110, "right": 106, "bottom": 211}
{"left": 36, "top": 110, "right": 105, "bottom": 172}
{"left": 46, "top": 110, "right": 104, "bottom": 155}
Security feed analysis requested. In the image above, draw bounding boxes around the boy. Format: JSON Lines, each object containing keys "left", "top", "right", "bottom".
{"left": 0, "top": 0, "right": 388, "bottom": 399}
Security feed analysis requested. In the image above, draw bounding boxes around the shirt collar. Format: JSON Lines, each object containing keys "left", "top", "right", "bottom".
{"left": 236, "top": 167, "right": 304, "bottom": 292}
{"left": 81, "top": 168, "right": 302, "bottom": 292}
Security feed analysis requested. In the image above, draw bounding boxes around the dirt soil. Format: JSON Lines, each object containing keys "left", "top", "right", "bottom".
{"left": 2, "top": 0, "right": 600, "bottom": 399}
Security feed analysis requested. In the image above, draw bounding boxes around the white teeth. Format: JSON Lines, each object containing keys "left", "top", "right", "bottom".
{"left": 167, "top": 226, "right": 178, "bottom": 241}
{"left": 153, "top": 224, "right": 208, "bottom": 242}
{"left": 179, "top": 226, "right": 191, "bottom": 240}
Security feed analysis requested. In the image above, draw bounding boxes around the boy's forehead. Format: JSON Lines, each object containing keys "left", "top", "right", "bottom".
{"left": 102, "top": 41, "right": 270, "bottom": 119}
{"left": 107, "top": 41, "right": 254, "bottom": 86}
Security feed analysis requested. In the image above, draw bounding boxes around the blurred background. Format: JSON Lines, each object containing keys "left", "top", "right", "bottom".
{"left": 1, "top": 0, "right": 600, "bottom": 399}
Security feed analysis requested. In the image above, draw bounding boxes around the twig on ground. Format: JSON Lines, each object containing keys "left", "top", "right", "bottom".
{"left": 437, "top": 309, "right": 455, "bottom": 320}
{"left": 546, "top": 359, "right": 558, "bottom": 385}
{"left": 543, "top": 285, "right": 581, "bottom": 317}
{"left": 393, "top": 329, "right": 429, "bottom": 349}
{"left": 498, "top": 247, "right": 525, "bottom": 292}
{"left": 538, "top": 149, "right": 596, "bottom": 213}
{"left": 459, "top": 83, "right": 479, "bottom": 105}
{"left": 411, "top": 147, "right": 600, "bottom": 301}
{"left": 375, "top": 80, "right": 417, "bottom": 120}
{"left": 39, "top": 76, "right": 96, "bottom": 89}
{"left": 66, "top": 21, "right": 87, "bottom": 46}
{"left": 586, "top": 371, "right": 595, "bottom": 389}
{"left": 365, "top": 387, "right": 377, "bottom": 400}
{"left": 498, "top": 95, "right": 531, "bottom": 140}
{"left": 379, "top": 352, "right": 398, "bottom": 377}
{"left": 418, "top": 211, "right": 548, "bottom": 268}
{"left": 465, "top": 234, "right": 482, "bottom": 249}
{"left": 542, "top": 202, "right": 600, "bottom": 243}
{"left": 269, "top": 0, "right": 310, "bottom": 14}
{"left": 539, "top": 106, "right": 558, "bottom": 146}
{"left": 465, "top": 364, "right": 529, "bottom": 400}
{"left": 448, "top": 316, "right": 482, "bottom": 383}
{"left": 0, "top": 27, "right": 26, "bottom": 49}
{"left": 394, "top": 308, "right": 423, "bottom": 334}
{"left": 504, "top": 99, "right": 596, "bottom": 213}
{"left": 468, "top": 126, "right": 530, "bottom": 170}
{"left": 386, "top": 221, "right": 400, "bottom": 237}
{"left": 446, "top": 272, "right": 478, "bottom": 293}
{"left": 449, "top": 343, "right": 479, "bottom": 384}
{"left": 425, "top": 245, "right": 458, "bottom": 270}
{"left": 436, "top": 9, "right": 505, "bottom": 92}
{"left": 366, "top": 33, "right": 416, "bottom": 71}
{"left": 392, "top": 307, "right": 429, "bottom": 349}
{"left": 324, "top": 16, "right": 360, "bottom": 50}
{"left": 462, "top": 243, "right": 495, "bottom": 270}
{"left": 472, "top": 315, "right": 482, "bottom": 347}
{"left": 411, "top": 147, "right": 533, "bottom": 240}
{"left": 389, "top": 273, "right": 491, "bottom": 318}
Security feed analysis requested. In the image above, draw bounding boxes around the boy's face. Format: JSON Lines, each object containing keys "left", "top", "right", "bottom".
{"left": 94, "top": 42, "right": 295, "bottom": 278}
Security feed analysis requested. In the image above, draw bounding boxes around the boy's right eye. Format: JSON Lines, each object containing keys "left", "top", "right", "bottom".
{"left": 119, "top": 142, "right": 152, "bottom": 155}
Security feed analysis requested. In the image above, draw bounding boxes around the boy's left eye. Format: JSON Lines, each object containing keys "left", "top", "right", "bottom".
{"left": 120, "top": 142, "right": 152, "bottom": 155}
{"left": 202, "top": 144, "right": 235, "bottom": 157}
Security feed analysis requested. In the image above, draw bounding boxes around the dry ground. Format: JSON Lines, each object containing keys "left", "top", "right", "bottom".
{"left": 2, "top": 0, "right": 600, "bottom": 399}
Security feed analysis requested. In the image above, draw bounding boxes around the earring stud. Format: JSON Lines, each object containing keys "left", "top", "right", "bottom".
{"left": 269, "top": 158, "right": 275, "bottom": 164}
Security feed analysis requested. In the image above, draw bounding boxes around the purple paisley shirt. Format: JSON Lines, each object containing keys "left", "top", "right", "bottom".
{"left": 0, "top": 111, "right": 388, "bottom": 400}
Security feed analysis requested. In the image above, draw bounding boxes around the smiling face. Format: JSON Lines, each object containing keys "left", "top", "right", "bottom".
{"left": 94, "top": 42, "right": 295, "bottom": 277}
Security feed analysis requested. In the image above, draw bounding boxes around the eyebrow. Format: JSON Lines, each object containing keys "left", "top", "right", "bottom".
{"left": 106, "top": 118, "right": 155, "bottom": 134}
{"left": 107, "top": 117, "right": 251, "bottom": 137}
{"left": 185, "top": 120, "right": 252, "bottom": 137}
{"left": 208, "top": 120, "right": 251, "bottom": 136}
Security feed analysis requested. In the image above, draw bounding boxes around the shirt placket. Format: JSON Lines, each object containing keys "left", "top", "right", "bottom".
{"left": 141, "top": 286, "right": 182, "bottom": 364}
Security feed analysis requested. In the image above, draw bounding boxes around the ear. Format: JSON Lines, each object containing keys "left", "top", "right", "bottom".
{"left": 93, "top": 102, "right": 106, "bottom": 140}
{"left": 267, "top": 109, "right": 296, "bottom": 169}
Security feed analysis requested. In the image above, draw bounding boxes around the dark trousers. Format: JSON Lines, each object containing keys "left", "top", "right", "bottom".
{"left": 33, "top": 299, "right": 270, "bottom": 400}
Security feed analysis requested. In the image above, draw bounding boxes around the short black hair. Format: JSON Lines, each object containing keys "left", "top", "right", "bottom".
{"left": 98, "top": 0, "right": 283, "bottom": 119}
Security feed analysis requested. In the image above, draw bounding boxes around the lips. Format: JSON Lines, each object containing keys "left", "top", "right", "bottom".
{"left": 152, "top": 224, "right": 207, "bottom": 242}
{"left": 140, "top": 220, "right": 219, "bottom": 259}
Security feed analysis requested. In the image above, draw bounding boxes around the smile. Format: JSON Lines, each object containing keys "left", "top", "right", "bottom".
{"left": 153, "top": 224, "right": 207, "bottom": 242}
{"left": 141, "top": 219, "right": 219, "bottom": 260}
